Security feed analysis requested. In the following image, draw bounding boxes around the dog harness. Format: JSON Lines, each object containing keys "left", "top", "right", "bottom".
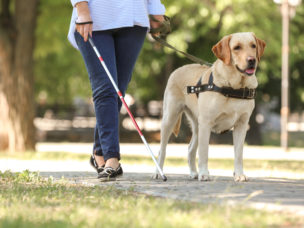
{"left": 187, "top": 72, "right": 256, "bottom": 99}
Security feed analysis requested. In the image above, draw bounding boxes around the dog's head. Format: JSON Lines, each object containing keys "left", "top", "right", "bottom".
{"left": 212, "top": 32, "right": 266, "bottom": 76}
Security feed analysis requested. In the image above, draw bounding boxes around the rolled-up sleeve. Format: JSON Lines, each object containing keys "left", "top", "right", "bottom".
{"left": 70, "top": 0, "right": 88, "bottom": 7}
{"left": 147, "top": 0, "right": 166, "bottom": 15}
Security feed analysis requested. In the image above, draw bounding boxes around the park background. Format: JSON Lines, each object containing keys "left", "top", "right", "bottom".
{"left": 0, "top": 0, "right": 304, "bottom": 151}
{"left": 1, "top": 1, "right": 304, "bottom": 227}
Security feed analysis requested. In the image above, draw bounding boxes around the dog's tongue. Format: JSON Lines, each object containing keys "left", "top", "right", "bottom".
{"left": 245, "top": 68, "right": 255, "bottom": 75}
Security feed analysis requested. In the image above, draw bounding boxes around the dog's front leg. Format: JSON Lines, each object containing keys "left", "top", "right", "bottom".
{"left": 187, "top": 121, "right": 199, "bottom": 179}
{"left": 233, "top": 119, "right": 249, "bottom": 182}
{"left": 197, "top": 121, "right": 211, "bottom": 181}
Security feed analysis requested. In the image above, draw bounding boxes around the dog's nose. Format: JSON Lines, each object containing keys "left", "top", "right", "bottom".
{"left": 247, "top": 57, "right": 256, "bottom": 67}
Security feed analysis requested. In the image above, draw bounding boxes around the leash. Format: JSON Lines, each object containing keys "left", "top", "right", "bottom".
{"left": 149, "top": 15, "right": 212, "bottom": 66}
{"left": 150, "top": 16, "right": 256, "bottom": 100}
{"left": 151, "top": 34, "right": 212, "bottom": 66}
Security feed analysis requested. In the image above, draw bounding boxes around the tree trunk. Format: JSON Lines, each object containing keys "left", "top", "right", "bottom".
{"left": 0, "top": 0, "right": 38, "bottom": 151}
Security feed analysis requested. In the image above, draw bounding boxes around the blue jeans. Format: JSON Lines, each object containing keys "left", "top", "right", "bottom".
{"left": 75, "top": 26, "right": 147, "bottom": 161}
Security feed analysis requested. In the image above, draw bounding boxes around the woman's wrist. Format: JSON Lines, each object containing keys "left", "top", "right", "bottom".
{"left": 76, "top": 1, "right": 91, "bottom": 21}
{"left": 75, "top": 1, "right": 92, "bottom": 42}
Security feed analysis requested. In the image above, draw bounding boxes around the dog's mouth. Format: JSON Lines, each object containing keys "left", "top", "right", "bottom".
{"left": 245, "top": 68, "right": 255, "bottom": 75}
{"left": 236, "top": 65, "right": 255, "bottom": 76}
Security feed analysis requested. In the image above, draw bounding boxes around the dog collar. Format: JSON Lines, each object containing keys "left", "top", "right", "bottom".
{"left": 187, "top": 72, "right": 256, "bottom": 99}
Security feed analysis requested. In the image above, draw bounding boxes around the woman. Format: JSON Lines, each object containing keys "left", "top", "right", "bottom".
{"left": 68, "top": 1, "right": 166, "bottom": 181}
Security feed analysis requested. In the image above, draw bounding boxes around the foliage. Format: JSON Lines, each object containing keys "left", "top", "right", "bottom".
{"left": 132, "top": 0, "right": 304, "bottom": 110}
{"left": 0, "top": 170, "right": 302, "bottom": 228}
{"left": 34, "top": 0, "right": 304, "bottom": 112}
{"left": 35, "top": 0, "right": 91, "bottom": 106}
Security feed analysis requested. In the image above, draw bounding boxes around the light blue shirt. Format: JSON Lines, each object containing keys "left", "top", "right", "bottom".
{"left": 68, "top": 0, "right": 166, "bottom": 49}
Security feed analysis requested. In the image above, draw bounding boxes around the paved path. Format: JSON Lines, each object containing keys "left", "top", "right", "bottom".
{"left": 2, "top": 143, "right": 304, "bottom": 216}
{"left": 37, "top": 171, "right": 304, "bottom": 217}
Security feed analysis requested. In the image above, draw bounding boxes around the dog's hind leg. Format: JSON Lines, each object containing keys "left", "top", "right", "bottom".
{"left": 153, "top": 99, "right": 184, "bottom": 179}
{"left": 185, "top": 109, "right": 198, "bottom": 179}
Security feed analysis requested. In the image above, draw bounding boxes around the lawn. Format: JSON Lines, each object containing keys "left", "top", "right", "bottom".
{"left": 0, "top": 170, "right": 303, "bottom": 228}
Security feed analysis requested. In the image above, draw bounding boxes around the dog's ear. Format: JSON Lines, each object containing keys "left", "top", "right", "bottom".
{"left": 212, "top": 35, "right": 232, "bottom": 65}
{"left": 253, "top": 34, "right": 266, "bottom": 62}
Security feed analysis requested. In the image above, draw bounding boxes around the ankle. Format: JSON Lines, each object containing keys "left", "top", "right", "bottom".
{"left": 94, "top": 155, "right": 105, "bottom": 167}
{"left": 105, "top": 158, "right": 119, "bottom": 169}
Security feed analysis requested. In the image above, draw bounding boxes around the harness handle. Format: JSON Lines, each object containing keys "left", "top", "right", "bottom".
{"left": 149, "top": 15, "right": 171, "bottom": 37}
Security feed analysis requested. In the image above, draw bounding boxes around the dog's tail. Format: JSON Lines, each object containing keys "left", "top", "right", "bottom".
{"left": 173, "top": 113, "right": 182, "bottom": 137}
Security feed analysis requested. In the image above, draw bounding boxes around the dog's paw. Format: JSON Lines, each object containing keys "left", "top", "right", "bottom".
{"left": 234, "top": 174, "right": 248, "bottom": 182}
{"left": 189, "top": 172, "right": 198, "bottom": 179}
{"left": 198, "top": 174, "right": 211, "bottom": 181}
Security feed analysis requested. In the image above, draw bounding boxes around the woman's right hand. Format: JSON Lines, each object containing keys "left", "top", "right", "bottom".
{"left": 75, "top": 1, "right": 92, "bottom": 42}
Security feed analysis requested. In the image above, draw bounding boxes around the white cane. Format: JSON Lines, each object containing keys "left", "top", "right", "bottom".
{"left": 88, "top": 37, "right": 167, "bottom": 181}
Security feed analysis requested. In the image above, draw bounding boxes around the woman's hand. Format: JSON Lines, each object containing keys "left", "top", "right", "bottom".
{"left": 149, "top": 15, "right": 165, "bottom": 36}
{"left": 75, "top": 1, "right": 92, "bottom": 42}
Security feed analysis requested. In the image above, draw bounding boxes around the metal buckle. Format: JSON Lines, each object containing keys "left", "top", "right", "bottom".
{"left": 248, "top": 89, "right": 255, "bottom": 99}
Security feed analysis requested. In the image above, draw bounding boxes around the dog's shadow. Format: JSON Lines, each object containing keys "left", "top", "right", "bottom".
{"left": 40, "top": 171, "right": 304, "bottom": 208}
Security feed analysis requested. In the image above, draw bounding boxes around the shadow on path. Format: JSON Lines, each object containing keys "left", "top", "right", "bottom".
{"left": 40, "top": 171, "right": 304, "bottom": 215}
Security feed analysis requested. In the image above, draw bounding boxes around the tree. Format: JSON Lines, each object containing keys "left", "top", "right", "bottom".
{"left": 0, "top": 0, "right": 38, "bottom": 151}
{"left": 20, "top": 0, "right": 303, "bottom": 146}
{"left": 130, "top": 0, "right": 304, "bottom": 144}
{"left": 34, "top": 0, "right": 91, "bottom": 107}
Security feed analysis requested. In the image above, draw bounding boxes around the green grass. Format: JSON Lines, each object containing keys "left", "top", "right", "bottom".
{"left": 1, "top": 151, "right": 304, "bottom": 173}
{"left": 0, "top": 170, "right": 302, "bottom": 228}
{"left": 262, "top": 131, "right": 304, "bottom": 147}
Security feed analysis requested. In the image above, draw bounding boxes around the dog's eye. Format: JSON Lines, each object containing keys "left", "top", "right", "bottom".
{"left": 251, "top": 44, "right": 256, "bottom": 48}
{"left": 233, "top": 45, "right": 241, "bottom": 50}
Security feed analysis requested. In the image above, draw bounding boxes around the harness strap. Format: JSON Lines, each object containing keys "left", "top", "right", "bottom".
{"left": 187, "top": 73, "right": 256, "bottom": 99}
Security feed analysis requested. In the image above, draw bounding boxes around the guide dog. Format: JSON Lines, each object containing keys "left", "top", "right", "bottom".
{"left": 154, "top": 32, "right": 266, "bottom": 181}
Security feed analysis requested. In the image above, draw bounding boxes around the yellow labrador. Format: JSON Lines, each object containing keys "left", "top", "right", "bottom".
{"left": 154, "top": 32, "right": 266, "bottom": 182}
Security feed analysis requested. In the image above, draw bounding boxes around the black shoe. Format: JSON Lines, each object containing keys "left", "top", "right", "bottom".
{"left": 98, "top": 164, "right": 123, "bottom": 181}
{"left": 90, "top": 155, "right": 105, "bottom": 174}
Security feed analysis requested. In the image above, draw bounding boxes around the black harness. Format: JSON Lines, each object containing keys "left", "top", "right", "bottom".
{"left": 187, "top": 72, "right": 256, "bottom": 99}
